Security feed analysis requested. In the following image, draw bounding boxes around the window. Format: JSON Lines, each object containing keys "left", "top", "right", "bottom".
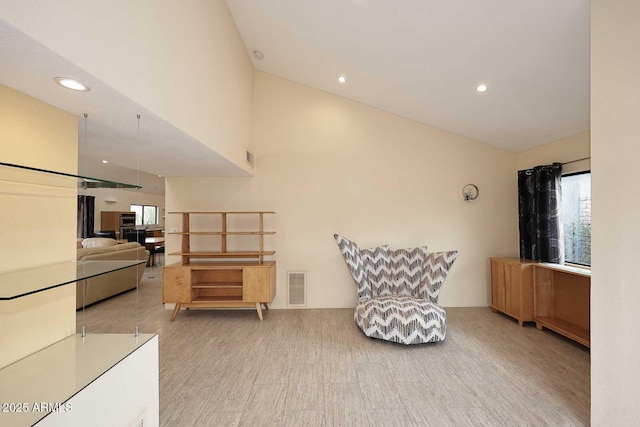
{"left": 561, "top": 172, "right": 591, "bottom": 266}
{"left": 130, "top": 204, "right": 158, "bottom": 226}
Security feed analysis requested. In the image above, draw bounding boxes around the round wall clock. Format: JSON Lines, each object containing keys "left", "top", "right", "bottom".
{"left": 462, "top": 184, "right": 479, "bottom": 201}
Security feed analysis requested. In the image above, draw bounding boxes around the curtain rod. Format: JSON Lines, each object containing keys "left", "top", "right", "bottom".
{"left": 562, "top": 156, "right": 590, "bottom": 166}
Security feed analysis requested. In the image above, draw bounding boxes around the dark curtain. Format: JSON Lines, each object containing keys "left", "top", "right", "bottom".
{"left": 518, "top": 163, "right": 564, "bottom": 263}
{"left": 77, "top": 195, "right": 95, "bottom": 239}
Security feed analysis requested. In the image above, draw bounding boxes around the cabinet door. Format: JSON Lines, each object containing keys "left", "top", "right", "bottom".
{"left": 243, "top": 267, "right": 270, "bottom": 302}
{"left": 491, "top": 260, "right": 506, "bottom": 310}
{"left": 504, "top": 264, "right": 521, "bottom": 316}
{"left": 163, "top": 267, "right": 191, "bottom": 303}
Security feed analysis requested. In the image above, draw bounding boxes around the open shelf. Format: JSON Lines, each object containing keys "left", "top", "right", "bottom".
{"left": 0, "top": 260, "right": 147, "bottom": 301}
{"left": 167, "top": 211, "right": 275, "bottom": 264}
{"left": 192, "top": 282, "right": 243, "bottom": 289}
{"left": 168, "top": 231, "right": 276, "bottom": 235}
{"left": 533, "top": 263, "right": 590, "bottom": 347}
{"left": 0, "top": 161, "right": 141, "bottom": 190}
{"left": 192, "top": 295, "right": 243, "bottom": 302}
{"left": 168, "top": 251, "right": 276, "bottom": 258}
{"left": 168, "top": 211, "right": 275, "bottom": 214}
{"left": 535, "top": 316, "right": 590, "bottom": 347}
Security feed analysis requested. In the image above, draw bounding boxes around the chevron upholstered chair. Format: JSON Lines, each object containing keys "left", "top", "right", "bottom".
{"left": 334, "top": 234, "right": 458, "bottom": 345}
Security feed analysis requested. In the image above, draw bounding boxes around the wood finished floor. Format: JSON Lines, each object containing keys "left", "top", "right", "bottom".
{"left": 77, "top": 264, "right": 590, "bottom": 426}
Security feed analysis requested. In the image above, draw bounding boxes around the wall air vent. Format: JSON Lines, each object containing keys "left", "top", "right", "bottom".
{"left": 246, "top": 150, "right": 255, "bottom": 167}
{"left": 287, "top": 271, "right": 306, "bottom": 306}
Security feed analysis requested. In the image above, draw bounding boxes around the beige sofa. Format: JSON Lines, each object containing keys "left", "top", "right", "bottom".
{"left": 76, "top": 240, "right": 149, "bottom": 309}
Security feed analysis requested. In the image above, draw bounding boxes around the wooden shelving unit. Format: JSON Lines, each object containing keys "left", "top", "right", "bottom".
{"left": 533, "top": 262, "right": 590, "bottom": 347}
{"left": 167, "top": 211, "right": 276, "bottom": 264}
{"left": 163, "top": 212, "right": 276, "bottom": 320}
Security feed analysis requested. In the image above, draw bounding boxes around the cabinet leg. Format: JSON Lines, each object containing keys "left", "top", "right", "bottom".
{"left": 518, "top": 320, "right": 524, "bottom": 327}
{"left": 491, "top": 307, "right": 498, "bottom": 313}
{"left": 536, "top": 323, "right": 543, "bottom": 331}
{"left": 263, "top": 303, "right": 269, "bottom": 310}
{"left": 256, "top": 302, "right": 263, "bottom": 321}
{"left": 171, "top": 303, "right": 181, "bottom": 321}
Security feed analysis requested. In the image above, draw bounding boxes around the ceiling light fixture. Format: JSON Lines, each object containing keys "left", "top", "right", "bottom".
{"left": 253, "top": 50, "right": 264, "bottom": 60}
{"left": 338, "top": 75, "right": 347, "bottom": 84}
{"left": 102, "top": 160, "right": 108, "bottom": 164}
{"left": 476, "top": 84, "right": 488, "bottom": 92}
{"left": 54, "top": 77, "right": 90, "bottom": 92}
{"left": 158, "top": 175, "right": 162, "bottom": 178}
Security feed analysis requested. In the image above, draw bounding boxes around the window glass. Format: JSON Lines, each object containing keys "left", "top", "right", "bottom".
{"left": 143, "top": 206, "right": 158, "bottom": 225}
{"left": 130, "top": 204, "right": 157, "bottom": 226}
{"left": 561, "top": 172, "right": 591, "bottom": 266}
{"left": 130, "top": 205, "right": 143, "bottom": 226}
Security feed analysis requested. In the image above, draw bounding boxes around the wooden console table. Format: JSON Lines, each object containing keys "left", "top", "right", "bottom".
{"left": 163, "top": 261, "right": 275, "bottom": 321}
{"left": 533, "top": 263, "right": 591, "bottom": 347}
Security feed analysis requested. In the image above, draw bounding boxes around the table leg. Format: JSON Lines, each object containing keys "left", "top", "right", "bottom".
{"left": 255, "top": 302, "right": 263, "bottom": 321}
{"left": 171, "top": 303, "right": 181, "bottom": 321}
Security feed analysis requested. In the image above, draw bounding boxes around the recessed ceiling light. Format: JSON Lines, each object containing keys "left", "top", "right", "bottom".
{"left": 158, "top": 175, "right": 162, "bottom": 178}
{"left": 253, "top": 50, "right": 264, "bottom": 60}
{"left": 102, "top": 160, "right": 108, "bottom": 164}
{"left": 54, "top": 77, "right": 90, "bottom": 92}
{"left": 338, "top": 75, "right": 347, "bottom": 84}
{"left": 476, "top": 84, "right": 488, "bottom": 92}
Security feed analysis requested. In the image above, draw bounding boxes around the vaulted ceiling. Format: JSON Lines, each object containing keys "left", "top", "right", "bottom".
{"left": 227, "top": 0, "right": 590, "bottom": 151}
{"left": 0, "top": 1, "right": 590, "bottom": 193}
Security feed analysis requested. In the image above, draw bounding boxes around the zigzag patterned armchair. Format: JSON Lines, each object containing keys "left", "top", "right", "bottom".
{"left": 334, "top": 234, "right": 458, "bottom": 345}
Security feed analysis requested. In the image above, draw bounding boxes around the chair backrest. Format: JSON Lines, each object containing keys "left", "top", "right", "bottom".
{"left": 334, "top": 234, "right": 458, "bottom": 303}
{"left": 125, "top": 230, "right": 146, "bottom": 244}
{"left": 387, "top": 247, "right": 428, "bottom": 297}
{"left": 96, "top": 230, "right": 117, "bottom": 239}
{"left": 334, "top": 234, "right": 371, "bottom": 301}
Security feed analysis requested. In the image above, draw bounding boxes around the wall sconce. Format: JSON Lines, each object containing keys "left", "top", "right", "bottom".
{"left": 462, "top": 184, "right": 479, "bottom": 201}
{"left": 105, "top": 197, "right": 117, "bottom": 204}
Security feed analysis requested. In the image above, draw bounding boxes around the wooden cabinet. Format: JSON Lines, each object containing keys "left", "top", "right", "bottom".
{"left": 163, "top": 211, "right": 276, "bottom": 320}
{"left": 534, "top": 263, "right": 590, "bottom": 347}
{"left": 163, "top": 261, "right": 276, "bottom": 321}
{"left": 100, "top": 211, "right": 136, "bottom": 238}
{"left": 490, "top": 258, "right": 534, "bottom": 326}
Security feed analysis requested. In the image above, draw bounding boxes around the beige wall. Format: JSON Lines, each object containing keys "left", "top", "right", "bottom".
{"left": 517, "top": 131, "right": 590, "bottom": 174}
{"left": 591, "top": 1, "right": 640, "bottom": 424}
{"left": 0, "top": 0, "right": 254, "bottom": 174}
{"left": 0, "top": 85, "right": 77, "bottom": 368}
{"left": 166, "top": 72, "right": 519, "bottom": 308}
{"left": 83, "top": 188, "right": 165, "bottom": 233}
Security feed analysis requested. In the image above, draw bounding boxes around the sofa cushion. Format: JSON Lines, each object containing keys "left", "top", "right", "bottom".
{"left": 361, "top": 245, "right": 392, "bottom": 297}
{"left": 355, "top": 296, "right": 447, "bottom": 344}
{"left": 77, "top": 242, "right": 145, "bottom": 260}
{"left": 76, "top": 245, "right": 117, "bottom": 260}
{"left": 112, "top": 242, "right": 144, "bottom": 252}
{"left": 82, "top": 237, "right": 117, "bottom": 248}
{"left": 389, "top": 246, "right": 428, "bottom": 297}
{"left": 334, "top": 234, "right": 370, "bottom": 300}
{"left": 420, "top": 251, "right": 459, "bottom": 303}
